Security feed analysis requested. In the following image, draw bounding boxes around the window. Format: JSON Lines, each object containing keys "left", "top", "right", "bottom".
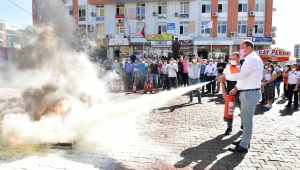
{"left": 158, "top": 2, "right": 167, "bottom": 14}
{"left": 201, "top": 22, "right": 211, "bottom": 34}
{"left": 50, "top": 9, "right": 57, "bottom": 20}
{"left": 202, "top": 1, "right": 211, "bottom": 13}
{"left": 255, "top": 0, "right": 265, "bottom": 12}
{"left": 180, "top": 22, "right": 188, "bottom": 35}
{"left": 96, "top": 5, "right": 104, "bottom": 16}
{"left": 218, "top": 1, "right": 227, "bottom": 13}
{"left": 254, "top": 21, "right": 264, "bottom": 34}
{"left": 180, "top": 2, "right": 189, "bottom": 14}
{"left": 238, "top": 21, "right": 247, "bottom": 34}
{"left": 97, "top": 24, "right": 105, "bottom": 36}
{"left": 218, "top": 21, "right": 227, "bottom": 34}
{"left": 116, "top": 4, "right": 124, "bottom": 15}
{"left": 78, "top": 25, "right": 86, "bottom": 35}
{"left": 137, "top": 3, "right": 145, "bottom": 19}
{"left": 158, "top": 23, "right": 167, "bottom": 34}
{"left": 238, "top": 0, "right": 248, "bottom": 12}
{"left": 38, "top": 8, "right": 44, "bottom": 20}
{"left": 66, "top": 6, "right": 73, "bottom": 16}
{"left": 116, "top": 23, "right": 124, "bottom": 34}
{"left": 136, "top": 22, "right": 144, "bottom": 33}
{"left": 78, "top": 6, "right": 86, "bottom": 21}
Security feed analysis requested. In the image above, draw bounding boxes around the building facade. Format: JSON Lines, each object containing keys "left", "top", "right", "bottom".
{"left": 0, "top": 20, "right": 7, "bottom": 48}
{"left": 32, "top": 0, "right": 274, "bottom": 61}
{"left": 294, "top": 44, "right": 300, "bottom": 59}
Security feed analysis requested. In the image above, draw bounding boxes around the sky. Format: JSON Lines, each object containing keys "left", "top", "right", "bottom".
{"left": 0, "top": 0, "right": 299, "bottom": 56}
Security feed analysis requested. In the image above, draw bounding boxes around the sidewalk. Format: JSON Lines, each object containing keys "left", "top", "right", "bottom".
{"left": 0, "top": 88, "right": 299, "bottom": 170}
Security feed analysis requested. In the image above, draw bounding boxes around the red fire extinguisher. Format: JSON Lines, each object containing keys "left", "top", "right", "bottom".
{"left": 143, "top": 81, "right": 148, "bottom": 93}
{"left": 149, "top": 80, "right": 153, "bottom": 94}
{"left": 132, "top": 82, "right": 137, "bottom": 93}
{"left": 223, "top": 82, "right": 235, "bottom": 122}
{"left": 121, "top": 81, "right": 124, "bottom": 92}
{"left": 116, "top": 82, "right": 120, "bottom": 92}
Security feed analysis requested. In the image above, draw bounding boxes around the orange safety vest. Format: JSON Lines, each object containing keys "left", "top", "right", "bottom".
{"left": 227, "top": 64, "right": 239, "bottom": 75}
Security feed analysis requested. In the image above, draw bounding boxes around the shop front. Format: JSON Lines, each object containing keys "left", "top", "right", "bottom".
{"left": 256, "top": 49, "right": 291, "bottom": 62}
{"left": 194, "top": 39, "right": 233, "bottom": 60}
{"left": 175, "top": 36, "right": 194, "bottom": 57}
{"left": 108, "top": 37, "right": 130, "bottom": 61}
{"left": 89, "top": 38, "right": 108, "bottom": 59}
{"left": 146, "top": 34, "right": 173, "bottom": 59}
{"left": 130, "top": 33, "right": 151, "bottom": 58}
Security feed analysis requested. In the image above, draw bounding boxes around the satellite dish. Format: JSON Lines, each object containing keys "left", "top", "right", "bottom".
{"left": 272, "top": 39, "right": 276, "bottom": 45}
{"left": 272, "top": 8, "right": 276, "bottom": 12}
{"left": 272, "top": 26, "right": 277, "bottom": 32}
{"left": 271, "top": 32, "right": 276, "bottom": 38}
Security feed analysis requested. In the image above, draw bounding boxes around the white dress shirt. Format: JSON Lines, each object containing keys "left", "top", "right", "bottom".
{"left": 188, "top": 63, "right": 201, "bottom": 79}
{"left": 166, "top": 63, "right": 178, "bottom": 77}
{"left": 226, "top": 51, "right": 263, "bottom": 90}
{"left": 205, "top": 64, "right": 217, "bottom": 76}
{"left": 287, "top": 71, "right": 300, "bottom": 84}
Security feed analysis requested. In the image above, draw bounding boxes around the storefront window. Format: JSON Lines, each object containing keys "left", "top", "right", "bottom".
{"left": 113, "top": 46, "right": 129, "bottom": 61}
{"left": 197, "top": 46, "right": 229, "bottom": 59}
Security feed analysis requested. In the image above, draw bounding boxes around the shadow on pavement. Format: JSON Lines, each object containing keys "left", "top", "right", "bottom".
{"left": 156, "top": 103, "right": 198, "bottom": 113}
{"left": 174, "top": 132, "right": 243, "bottom": 169}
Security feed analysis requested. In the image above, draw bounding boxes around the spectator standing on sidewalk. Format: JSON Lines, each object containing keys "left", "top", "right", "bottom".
{"left": 137, "top": 58, "right": 148, "bottom": 90}
{"left": 275, "top": 67, "right": 283, "bottom": 98}
{"left": 187, "top": 55, "right": 202, "bottom": 104}
{"left": 216, "top": 57, "right": 227, "bottom": 93}
{"left": 205, "top": 58, "right": 217, "bottom": 94}
{"left": 124, "top": 57, "right": 134, "bottom": 92}
{"left": 160, "top": 60, "right": 169, "bottom": 89}
{"left": 200, "top": 60, "right": 206, "bottom": 93}
{"left": 148, "top": 59, "right": 160, "bottom": 93}
{"left": 133, "top": 59, "right": 139, "bottom": 84}
{"left": 181, "top": 56, "right": 189, "bottom": 87}
{"left": 262, "top": 64, "right": 277, "bottom": 108}
{"left": 166, "top": 58, "right": 178, "bottom": 89}
{"left": 178, "top": 56, "right": 184, "bottom": 87}
{"left": 217, "top": 40, "right": 263, "bottom": 153}
{"left": 282, "top": 65, "right": 291, "bottom": 100}
{"left": 285, "top": 64, "right": 300, "bottom": 109}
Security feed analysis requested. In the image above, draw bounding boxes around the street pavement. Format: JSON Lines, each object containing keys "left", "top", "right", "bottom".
{"left": 0, "top": 88, "right": 299, "bottom": 170}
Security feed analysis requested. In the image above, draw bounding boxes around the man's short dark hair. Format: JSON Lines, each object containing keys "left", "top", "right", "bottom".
{"left": 242, "top": 40, "right": 254, "bottom": 49}
{"left": 231, "top": 52, "right": 240, "bottom": 58}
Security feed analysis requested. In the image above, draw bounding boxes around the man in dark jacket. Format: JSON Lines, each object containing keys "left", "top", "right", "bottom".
{"left": 172, "top": 38, "right": 181, "bottom": 60}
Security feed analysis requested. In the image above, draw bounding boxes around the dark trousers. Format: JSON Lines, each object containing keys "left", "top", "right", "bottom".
{"left": 283, "top": 83, "right": 288, "bottom": 98}
{"left": 177, "top": 72, "right": 182, "bottom": 86}
{"left": 138, "top": 76, "right": 146, "bottom": 90}
{"left": 287, "top": 84, "right": 299, "bottom": 106}
{"left": 200, "top": 74, "right": 206, "bottom": 92}
{"left": 125, "top": 73, "right": 133, "bottom": 91}
{"left": 160, "top": 74, "right": 169, "bottom": 89}
{"left": 206, "top": 76, "right": 216, "bottom": 93}
{"left": 168, "top": 77, "right": 177, "bottom": 89}
{"left": 181, "top": 73, "right": 188, "bottom": 87}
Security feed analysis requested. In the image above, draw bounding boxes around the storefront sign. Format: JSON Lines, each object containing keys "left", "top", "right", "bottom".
{"left": 115, "top": 14, "right": 125, "bottom": 18}
{"left": 260, "top": 56, "right": 289, "bottom": 62}
{"left": 126, "top": 8, "right": 136, "bottom": 20}
{"left": 131, "top": 32, "right": 144, "bottom": 38}
{"left": 180, "top": 14, "right": 189, "bottom": 18}
{"left": 188, "top": 21, "right": 195, "bottom": 34}
{"left": 89, "top": 38, "right": 104, "bottom": 46}
{"left": 155, "top": 41, "right": 167, "bottom": 45}
{"left": 252, "top": 36, "right": 272, "bottom": 42}
{"left": 180, "top": 45, "right": 193, "bottom": 50}
{"left": 257, "top": 49, "right": 291, "bottom": 56}
{"left": 167, "top": 23, "right": 175, "bottom": 30}
{"left": 146, "top": 34, "right": 172, "bottom": 41}
{"left": 179, "top": 40, "right": 193, "bottom": 45}
{"left": 234, "top": 37, "right": 252, "bottom": 41}
{"left": 96, "top": 16, "right": 104, "bottom": 21}
{"left": 109, "top": 38, "right": 129, "bottom": 46}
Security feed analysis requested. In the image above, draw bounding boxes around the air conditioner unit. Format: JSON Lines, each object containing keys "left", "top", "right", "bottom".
{"left": 230, "top": 32, "right": 237, "bottom": 37}
{"left": 212, "top": 12, "right": 218, "bottom": 17}
{"left": 137, "top": 15, "right": 143, "bottom": 20}
{"left": 91, "top": 12, "right": 96, "bottom": 17}
{"left": 248, "top": 28, "right": 256, "bottom": 37}
{"left": 175, "top": 12, "right": 179, "bottom": 17}
{"left": 88, "top": 25, "right": 93, "bottom": 32}
{"left": 106, "top": 34, "right": 111, "bottom": 38}
{"left": 63, "top": 0, "right": 67, "bottom": 3}
{"left": 153, "top": 12, "right": 157, "bottom": 16}
{"left": 118, "top": 18, "right": 124, "bottom": 23}
{"left": 249, "top": 11, "right": 255, "bottom": 16}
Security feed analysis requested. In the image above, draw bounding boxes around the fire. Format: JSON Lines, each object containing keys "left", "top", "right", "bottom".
{"left": 53, "top": 99, "right": 77, "bottom": 115}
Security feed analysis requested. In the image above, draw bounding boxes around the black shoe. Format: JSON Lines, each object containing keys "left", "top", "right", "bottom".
{"left": 231, "top": 140, "right": 250, "bottom": 149}
{"left": 198, "top": 101, "right": 202, "bottom": 104}
{"left": 225, "top": 128, "right": 232, "bottom": 135}
{"left": 240, "top": 125, "right": 243, "bottom": 130}
{"left": 285, "top": 105, "right": 291, "bottom": 108}
{"left": 228, "top": 145, "right": 248, "bottom": 153}
{"left": 294, "top": 106, "right": 299, "bottom": 109}
{"left": 259, "top": 100, "right": 266, "bottom": 104}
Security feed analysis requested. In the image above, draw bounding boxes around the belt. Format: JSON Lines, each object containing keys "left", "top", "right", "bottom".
{"left": 239, "top": 88, "right": 260, "bottom": 92}
{"left": 288, "top": 84, "right": 296, "bottom": 85}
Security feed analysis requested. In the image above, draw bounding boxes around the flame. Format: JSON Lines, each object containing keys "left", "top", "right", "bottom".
{"left": 53, "top": 99, "right": 77, "bottom": 115}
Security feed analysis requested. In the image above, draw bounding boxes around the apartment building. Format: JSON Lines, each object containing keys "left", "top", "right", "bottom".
{"left": 294, "top": 44, "right": 300, "bottom": 59}
{"left": 32, "top": 0, "right": 274, "bottom": 60}
{"left": 0, "top": 20, "right": 7, "bottom": 48}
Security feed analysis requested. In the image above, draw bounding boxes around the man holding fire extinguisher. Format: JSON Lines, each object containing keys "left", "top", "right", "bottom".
{"left": 217, "top": 40, "right": 263, "bottom": 153}
{"left": 221, "top": 52, "right": 242, "bottom": 135}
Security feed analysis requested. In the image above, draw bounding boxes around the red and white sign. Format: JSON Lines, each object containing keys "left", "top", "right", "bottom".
{"left": 32, "top": 0, "right": 36, "bottom": 24}
{"left": 257, "top": 49, "right": 291, "bottom": 62}
{"left": 109, "top": 38, "right": 129, "bottom": 46}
